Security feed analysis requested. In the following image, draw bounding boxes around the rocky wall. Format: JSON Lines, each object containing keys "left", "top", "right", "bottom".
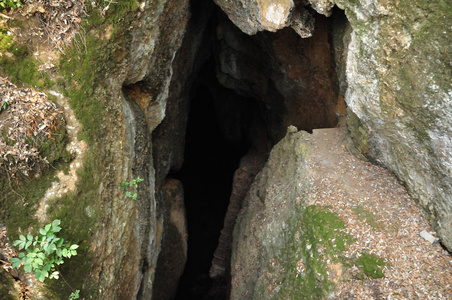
{"left": 336, "top": 0, "right": 452, "bottom": 251}
{"left": 214, "top": 0, "right": 452, "bottom": 251}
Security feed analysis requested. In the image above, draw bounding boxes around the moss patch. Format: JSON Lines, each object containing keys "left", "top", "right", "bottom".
{"left": 356, "top": 252, "right": 385, "bottom": 279}
{"left": 44, "top": 149, "right": 101, "bottom": 298}
{"left": 0, "top": 45, "right": 51, "bottom": 89}
{"left": 0, "top": 26, "right": 13, "bottom": 51}
{"left": 0, "top": 167, "right": 59, "bottom": 240}
{"left": 276, "top": 205, "right": 355, "bottom": 299}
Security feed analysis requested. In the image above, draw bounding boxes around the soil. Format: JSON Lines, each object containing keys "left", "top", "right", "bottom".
{"left": 306, "top": 127, "right": 452, "bottom": 299}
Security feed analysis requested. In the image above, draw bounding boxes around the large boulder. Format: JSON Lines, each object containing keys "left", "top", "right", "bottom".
{"left": 337, "top": 0, "right": 452, "bottom": 251}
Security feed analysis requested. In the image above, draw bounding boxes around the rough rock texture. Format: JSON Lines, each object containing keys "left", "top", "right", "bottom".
{"left": 151, "top": 179, "right": 187, "bottom": 300}
{"left": 83, "top": 0, "right": 210, "bottom": 298}
{"left": 215, "top": 13, "right": 340, "bottom": 142}
{"left": 337, "top": 0, "right": 452, "bottom": 251}
{"left": 213, "top": 0, "right": 317, "bottom": 37}
{"left": 210, "top": 152, "right": 268, "bottom": 279}
{"left": 213, "top": 0, "right": 294, "bottom": 34}
{"left": 231, "top": 126, "right": 311, "bottom": 298}
{"left": 231, "top": 127, "right": 452, "bottom": 299}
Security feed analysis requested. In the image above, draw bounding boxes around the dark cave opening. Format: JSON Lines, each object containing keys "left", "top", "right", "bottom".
{"left": 170, "top": 4, "right": 349, "bottom": 299}
{"left": 174, "top": 62, "right": 257, "bottom": 300}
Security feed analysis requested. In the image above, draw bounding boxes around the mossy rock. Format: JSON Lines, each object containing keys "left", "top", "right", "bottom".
{"left": 356, "top": 252, "right": 385, "bottom": 279}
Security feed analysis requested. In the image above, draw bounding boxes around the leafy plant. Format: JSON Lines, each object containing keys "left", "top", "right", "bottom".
{"left": 0, "top": 0, "right": 22, "bottom": 9}
{"left": 121, "top": 176, "right": 143, "bottom": 200}
{"left": 69, "top": 289, "right": 80, "bottom": 299}
{"left": 1, "top": 100, "right": 9, "bottom": 111}
{"left": 11, "top": 219, "right": 79, "bottom": 282}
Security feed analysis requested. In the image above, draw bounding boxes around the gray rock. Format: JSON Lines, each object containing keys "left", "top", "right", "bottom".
{"left": 231, "top": 128, "right": 312, "bottom": 299}
{"left": 341, "top": 0, "right": 452, "bottom": 251}
{"left": 214, "top": 0, "right": 295, "bottom": 35}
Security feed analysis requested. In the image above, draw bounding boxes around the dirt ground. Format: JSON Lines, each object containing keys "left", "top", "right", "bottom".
{"left": 306, "top": 127, "right": 452, "bottom": 299}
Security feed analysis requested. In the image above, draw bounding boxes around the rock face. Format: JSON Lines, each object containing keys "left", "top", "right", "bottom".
{"left": 210, "top": 152, "right": 268, "bottom": 280}
{"left": 231, "top": 127, "right": 311, "bottom": 298}
{"left": 215, "top": 13, "right": 340, "bottom": 141}
{"left": 231, "top": 127, "right": 452, "bottom": 298}
{"left": 336, "top": 0, "right": 452, "bottom": 251}
{"left": 83, "top": 0, "right": 210, "bottom": 298}
{"left": 213, "top": 0, "right": 316, "bottom": 36}
{"left": 215, "top": 0, "right": 452, "bottom": 251}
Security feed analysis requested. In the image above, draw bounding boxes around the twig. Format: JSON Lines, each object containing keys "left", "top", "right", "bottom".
{"left": 55, "top": 267, "right": 76, "bottom": 292}
{"left": 0, "top": 12, "right": 11, "bottom": 19}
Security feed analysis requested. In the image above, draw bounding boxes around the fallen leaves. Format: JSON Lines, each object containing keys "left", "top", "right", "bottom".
{"left": 20, "top": 0, "right": 86, "bottom": 53}
{"left": 0, "top": 76, "right": 65, "bottom": 179}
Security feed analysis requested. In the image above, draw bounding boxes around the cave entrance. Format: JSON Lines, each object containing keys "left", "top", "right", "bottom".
{"left": 174, "top": 57, "right": 258, "bottom": 299}
{"left": 172, "top": 5, "right": 349, "bottom": 299}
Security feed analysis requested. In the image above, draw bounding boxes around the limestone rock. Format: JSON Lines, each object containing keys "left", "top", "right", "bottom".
{"left": 308, "top": 0, "right": 335, "bottom": 16}
{"left": 210, "top": 152, "right": 268, "bottom": 279}
{"left": 213, "top": 0, "right": 295, "bottom": 35}
{"left": 152, "top": 179, "right": 188, "bottom": 300}
{"left": 231, "top": 128, "right": 312, "bottom": 298}
{"left": 341, "top": 0, "right": 452, "bottom": 251}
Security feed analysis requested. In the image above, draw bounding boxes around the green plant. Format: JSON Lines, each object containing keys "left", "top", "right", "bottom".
{"left": 11, "top": 220, "right": 79, "bottom": 282}
{"left": 1, "top": 100, "right": 9, "bottom": 111}
{"left": 121, "top": 176, "right": 143, "bottom": 200}
{"left": 69, "top": 289, "right": 80, "bottom": 299}
{"left": 0, "top": 0, "right": 22, "bottom": 9}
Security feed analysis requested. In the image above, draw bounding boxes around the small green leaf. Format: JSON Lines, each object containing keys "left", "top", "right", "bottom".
{"left": 27, "top": 234, "right": 33, "bottom": 241}
{"left": 71, "top": 249, "right": 77, "bottom": 256}
{"left": 11, "top": 258, "right": 22, "bottom": 269}
{"left": 20, "top": 235, "right": 26, "bottom": 242}
{"left": 24, "top": 264, "right": 32, "bottom": 273}
{"left": 40, "top": 228, "right": 47, "bottom": 235}
{"left": 70, "top": 244, "right": 79, "bottom": 250}
{"left": 45, "top": 224, "right": 51, "bottom": 232}
{"left": 62, "top": 248, "right": 68, "bottom": 257}
{"left": 34, "top": 258, "right": 44, "bottom": 266}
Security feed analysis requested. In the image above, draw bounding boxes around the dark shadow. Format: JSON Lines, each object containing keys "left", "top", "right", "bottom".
{"left": 174, "top": 84, "right": 249, "bottom": 300}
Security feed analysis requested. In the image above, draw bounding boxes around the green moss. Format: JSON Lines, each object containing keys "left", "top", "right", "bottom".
{"left": 356, "top": 252, "right": 385, "bottom": 279}
{"left": 0, "top": 168, "right": 58, "bottom": 240}
{"left": 1, "top": 0, "right": 139, "bottom": 298}
{"left": 276, "top": 205, "right": 354, "bottom": 299}
{"left": 35, "top": 122, "right": 72, "bottom": 165}
{"left": 0, "top": 26, "right": 13, "bottom": 51}
{"left": 41, "top": 1, "right": 139, "bottom": 298}
{"left": 0, "top": 45, "right": 51, "bottom": 89}
{"left": 45, "top": 150, "right": 101, "bottom": 298}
